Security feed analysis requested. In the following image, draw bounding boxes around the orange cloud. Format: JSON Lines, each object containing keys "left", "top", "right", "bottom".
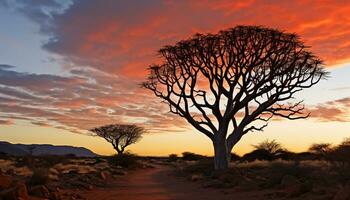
{"left": 34, "top": 0, "right": 350, "bottom": 79}
{"left": 1, "top": 1, "right": 350, "bottom": 135}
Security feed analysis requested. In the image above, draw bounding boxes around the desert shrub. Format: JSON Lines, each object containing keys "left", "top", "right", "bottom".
{"left": 293, "top": 152, "right": 319, "bottom": 161}
{"left": 327, "top": 140, "right": 350, "bottom": 184}
{"left": 230, "top": 153, "right": 240, "bottom": 161}
{"left": 308, "top": 143, "right": 332, "bottom": 160}
{"left": 235, "top": 159, "right": 272, "bottom": 169}
{"left": 28, "top": 168, "right": 50, "bottom": 186}
{"left": 15, "top": 156, "right": 35, "bottom": 168}
{"left": 183, "top": 159, "right": 214, "bottom": 176}
{"left": 168, "top": 154, "right": 178, "bottom": 162}
{"left": 182, "top": 152, "right": 206, "bottom": 161}
{"left": 330, "top": 139, "right": 350, "bottom": 164}
{"left": 40, "top": 155, "right": 68, "bottom": 167}
{"left": 108, "top": 153, "right": 139, "bottom": 168}
{"left": 93, "top": 157, "right": 105, "bottom": 164}
{"left": 253, "top": 139, "right": 284, "bottom": 155}
{"left": 0, "top": 152, "right": 9, "bottom": 160}
{"left": 275, "top": 150, "right": 295, "bottom": 160}
{"left": 241, "top": 149, "right": 274, "bottom": 162}
{"left": 265, "top": 160, "right": 317, "bottom": 187}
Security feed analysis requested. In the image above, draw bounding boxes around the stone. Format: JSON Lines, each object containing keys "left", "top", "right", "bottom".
{"left": 16, "top": 183, "right": 29, "bottom": 200}
{"left": 99, "top": 171, "right": 110, "bottom": 180}
{"left": 29, "top": 185, "right": 50, "bottom": 198}
{"left": 50, "top": 191, "right": 62, "bottom": 200}
{"left": 49, "top": 168, "right": 59, "bottom": 175}
{"left": 190, "top": 174, "right": 203, "bottom": 182}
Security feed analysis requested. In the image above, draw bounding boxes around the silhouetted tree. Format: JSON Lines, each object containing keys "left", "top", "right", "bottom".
{"left": 253, "top": 139, "right": 284, "bottom": 155}
{"left": 309, "top": 143, "right": 332, "bottom": 155}
{"left": 143, "top": 25, "right": 327, "bottom": 170}
{"left": 90, "top": 124, "right": 144, "bottom": 155}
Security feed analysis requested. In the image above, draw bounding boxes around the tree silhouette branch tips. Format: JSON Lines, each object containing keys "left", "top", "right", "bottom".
{"left": 143, "top": 25, "right": 328, "bottom": 170}
{"left": 90, "top": 124, "right": 144, "bottom": 155}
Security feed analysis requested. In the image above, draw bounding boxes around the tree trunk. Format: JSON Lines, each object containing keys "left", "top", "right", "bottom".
{"left": 116, "top": 148, "right": 123, "bottom": 155}
{"left": 213, "top": 138, "right": 230, "bottom": 170}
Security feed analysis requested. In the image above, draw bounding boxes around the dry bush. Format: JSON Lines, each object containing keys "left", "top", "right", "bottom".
{"left": 108, "top": 153, "right": 139, "bottom": 168}
{"left": 252, "top": 140, "right": 284, "bottom": 155}
{"left": 182, "top": 159, "right": 214, "bottom": 176}
{"left": 28, "top": 168, "right": 50, "bottom": 186}
{"left": 53, "top": 163, "right": 96, "bottom": 174}
{"left": 182, "top": 152, "right": 206, "bottom": 161}
{"left": 168, "top": 154, "right": 178, "bottom": 162}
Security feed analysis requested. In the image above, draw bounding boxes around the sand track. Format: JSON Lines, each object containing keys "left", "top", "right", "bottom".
{"left": 79, "top": 165, "right": 253, "bottom": 200}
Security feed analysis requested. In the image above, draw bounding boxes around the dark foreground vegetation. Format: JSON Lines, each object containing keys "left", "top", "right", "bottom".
{"left": 169, "top": 139, "right": 350, "bottom": 199}
{"left": 0, "top": 153, "right": 151, "bottom": 200}
{"left": 1, "top": 139, "right": 349, "bottom": 200}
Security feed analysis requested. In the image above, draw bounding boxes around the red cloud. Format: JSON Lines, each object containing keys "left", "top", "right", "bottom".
{"left": 1, "top": 1, "right": 350, "bottom": 135}
{"left": 35, "top": 0, "right": 350, "bottom": 80}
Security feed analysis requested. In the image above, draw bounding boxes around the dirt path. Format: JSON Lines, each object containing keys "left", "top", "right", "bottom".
{"left": 79, "top": 165, "right": 261, "bottom": 200}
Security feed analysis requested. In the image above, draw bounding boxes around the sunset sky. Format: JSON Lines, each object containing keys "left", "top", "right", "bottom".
{"left": 0, "top": 0, "right": 349, "bottom": 156}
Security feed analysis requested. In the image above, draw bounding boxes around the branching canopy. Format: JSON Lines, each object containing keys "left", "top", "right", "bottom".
{"left": 90, "top": 124, "right": 144, "bottom": 154}
{"left": 143, "top": 26, "right": 327, "bottom": 149}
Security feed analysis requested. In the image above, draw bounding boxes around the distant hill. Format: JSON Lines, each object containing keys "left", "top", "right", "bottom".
{"left": 0, "top": 141, "right": 99, "bottom": 157}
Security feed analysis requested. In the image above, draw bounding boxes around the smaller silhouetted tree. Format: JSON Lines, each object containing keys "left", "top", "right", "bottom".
{"left": 309, "top": 143, "right": 332, "bottom": 155}
{"left": 90, "top": 124, "right": 144, "bottom": 155}
{"left": 253, "top": 139, "right": 284, "bottom": 155}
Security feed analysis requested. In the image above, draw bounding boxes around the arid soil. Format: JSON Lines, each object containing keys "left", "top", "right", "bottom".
{"left": 78, "top": 165, "right": 264, "bottom": 200}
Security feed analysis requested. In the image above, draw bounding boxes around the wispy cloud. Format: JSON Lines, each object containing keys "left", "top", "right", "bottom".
{"left": 0, "top": 1, "right": 349, "bottom": 134}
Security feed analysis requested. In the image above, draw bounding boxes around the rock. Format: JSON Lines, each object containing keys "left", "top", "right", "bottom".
{"left": 50, "top": 168, "right": 59, "bottom": 175}
{"left": 99, "top": 171, "right": 110, "bottom": 180}
{"left": 49, "top": 174, "right": 59, "bottom": 181}
{"left": 333, "top": 185, "right": 350, "bottom": 200}
{"left": 29, "top": 185, "right": 50, "bottom": 198}
{"left": 0, "top": 172, "right": 13, "bottom": 189}
{"left": 190, "top": 174, "right": 203, "bottom": 182}
{"left": 280, "top": 175, "right": 299, "bottom": 188}
{"left": 50, "top": 191, "right": 62, "bottom": 200}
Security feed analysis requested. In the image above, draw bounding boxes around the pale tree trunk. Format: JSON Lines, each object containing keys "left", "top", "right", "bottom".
{"left": 115, "top": 148, "right": 123, "bottom": 155}
{"left": 213, "top": 137, "right": 230, "bottom": 170}
{"left": 213, "top": 129, "right": 243, "bottom": 170}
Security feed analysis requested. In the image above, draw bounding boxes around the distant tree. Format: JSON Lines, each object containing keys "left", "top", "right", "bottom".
{"left": 90, "top": 124, "right": 144, "bottom": 155}
{"left": 168, "top": 154, "right": 178, "bottom": 162}
{"left": 340, "top": 137, "right": 350, "bottom": 147}
{"left": 143, "top": 25, "right": 327, "bottom": 170}
{"left": 331, "top": 138, "right": 350, "bottom": 164}
{"left": 253, "top": 139, "right": 284, "bottom": 155}
{"left": 309, "top": 143, "right": 332, "bottom": 155}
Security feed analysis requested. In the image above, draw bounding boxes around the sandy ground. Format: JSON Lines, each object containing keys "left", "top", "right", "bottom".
{"left": 78, "top": 165, "right": 266, "bottom": 200}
